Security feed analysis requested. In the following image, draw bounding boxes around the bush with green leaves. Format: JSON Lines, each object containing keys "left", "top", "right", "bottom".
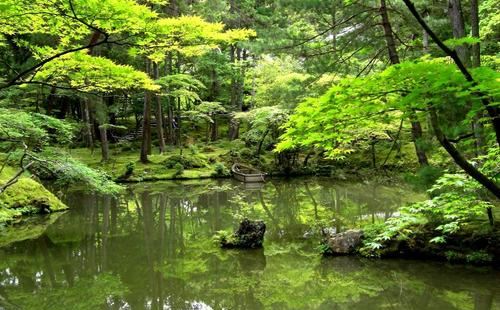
{"left": 173, "top": 163, "right": 184, "bottom": 177}
{"left": 27, "top": 149, "right": 122, "bottom": 195}
{"left": 0, "top": 108, "right": 74, "bottom": 148}
{"left": 212, "top": 162, "right": 230, "bottom": 177}
{"left": 361, "top": 171, "right": 496, "bottom": 257}
{"left": 164, "top": 154, "right": 209, "bottom": 169}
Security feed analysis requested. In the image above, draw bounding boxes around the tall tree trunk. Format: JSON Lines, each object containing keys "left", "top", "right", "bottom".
{"left": 153, "top": 62, "right": 166, "bottom": 154}
{"left": 448, "top": 0, "right": 471, "bottom": 66}
{"left": 140, "top": 60, "right": 152, "bottom": 163}
{"left": 410, "top": 114, "right": 429, "bottom": 166}
{"left": 98, "top": 96, "right": 112, "bottom": 162}
{"left": 380, "top": 0, "right": 400, "bottom": 64}
{"left": 470, "top": 0, "right": 484, "bottom": 155}
{"left": 83, "top": 98, "right": 94, "bottom": 153}
{"left": 210, "top": 117, "right": 218, "bottom": 141}
{"left": 470, "top": 0, "right": 480, "bottom": 68}
{"left": 380, "top": 0, "right": 429, "bottom": 167}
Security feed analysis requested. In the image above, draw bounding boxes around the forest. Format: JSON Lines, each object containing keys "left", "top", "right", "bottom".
{"left": 0, "top": 0, "right": 499, "bottom": 309}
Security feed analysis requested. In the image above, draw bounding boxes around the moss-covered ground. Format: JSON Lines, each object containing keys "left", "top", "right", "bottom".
{"left": 0, "top": 166, "right": 68, "bottom": 224}
{"left": 70, "top": 140, "right": 245, "bottom": 182}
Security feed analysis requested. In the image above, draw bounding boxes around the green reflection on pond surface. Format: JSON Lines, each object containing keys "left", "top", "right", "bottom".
{"left": 0, "top": 178, "right": 499, "bottom": 309}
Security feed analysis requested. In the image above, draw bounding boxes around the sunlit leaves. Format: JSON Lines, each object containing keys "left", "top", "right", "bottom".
{"left": 35, "top": 52, "right": 158, "bottom": 93}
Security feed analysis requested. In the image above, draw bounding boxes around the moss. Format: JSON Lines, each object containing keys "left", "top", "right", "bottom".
{"left": 71, "top": 144, "right": 229, "bottom": 182}
{"left": 0, "top": 212, "right": 64, "bottom": 247}
{"left": 0, "top": 167, "right": 68, "bottom": 224}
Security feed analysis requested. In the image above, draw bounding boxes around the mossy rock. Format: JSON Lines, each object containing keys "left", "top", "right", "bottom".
{"left": 163, "top": 154, "right": 209, "bottom": 169}
{"left": 0, "top": 170, "right": 68, "bottom": 224}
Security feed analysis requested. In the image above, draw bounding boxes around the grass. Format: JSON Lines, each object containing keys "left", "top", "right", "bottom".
{"left": 0, "top": 166, "right": 68, "bottom": 224}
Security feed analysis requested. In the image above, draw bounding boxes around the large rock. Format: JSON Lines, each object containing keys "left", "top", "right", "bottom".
{"left": 221, "top": 219, "right": 266, "bottom": 249}
{"left": 325, "top": 229, "right": 363, "bottom": 255}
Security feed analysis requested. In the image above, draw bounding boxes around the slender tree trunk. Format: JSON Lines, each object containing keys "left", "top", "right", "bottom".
{"left": 83, "top": 98, "right": 94, "bottom": 152}
{"left": 257, "top": 129, "right": 270, "bottom": 155}
{"left": 99, "top": 125, "right": 109, "bottom": 162}
{"left": 380, "top": 0, "right": 400, "bottom": 64}
{"left": 470, "top": 0, "right": 480, "bottom": 68}
{"left": 380, "top": 0, "right": 429, "bottom": 167}
{"left": 410, "top": 113, "right": 429, "bottom": 166}
{"left": 140, "top": 59, "right": 152, "bottom": 163}
{"left": 153, "top": 62, "right": 166, "bottom": 154}
{"left": 470, "top": 0, "right": 485, "bottom": 155}
{"left": 448, "top": 0, "right": 471, "bottom": 67}
{"left": 210, "top": 117, "right": 218, "bottom": 141}
{"left": 229, "top": 45, "right": 238, "bottom": 109}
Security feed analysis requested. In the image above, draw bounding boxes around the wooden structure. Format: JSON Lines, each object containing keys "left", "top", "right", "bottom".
{"left": 231, "top": 163, "right": 266, "bottom": 183}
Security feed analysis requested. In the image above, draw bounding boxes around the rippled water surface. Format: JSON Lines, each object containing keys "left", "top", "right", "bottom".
{"left": 0, "top": 178, "right": 499, "bottom": 309}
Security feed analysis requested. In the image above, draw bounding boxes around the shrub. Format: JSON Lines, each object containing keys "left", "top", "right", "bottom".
{"left": 404, "top": 165, "right": 444, "bottom": 190}
{"left": 164, "top": 154, "right": 208, "bottom": 169}
{"left": 212, "top": 162, "right": 230, "bottom": 177}
{"left": 124, "top": 162, "right": 135, "bottom": 176}
{"left": 173, "top": 163, "right": 184, "bottom": 177}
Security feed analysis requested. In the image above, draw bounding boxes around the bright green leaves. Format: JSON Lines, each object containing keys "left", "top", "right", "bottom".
{"left": 277, "top": 58, "right": 499, "bottom": 159}
{"left": 143, "top": 16, "right": 255, "bottom": 61}
{"left": 35, "top": 52, "right": 158, "bottom": 93}
{"left": 157, "top": 74, "right": 206, "bottom": 104}
{"left": 0, "top": 109, "right": 74, "bottom": 147}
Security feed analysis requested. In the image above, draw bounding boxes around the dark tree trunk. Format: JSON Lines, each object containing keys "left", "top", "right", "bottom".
{"left": 429, "top": 108, "right": 500, "bottom": 201}
{"left": 380, "top": 0, "right": 400, "bottom": 64}
{"left": 448, "top": 0, "right": 471, "bottom": 67}
{"left": 410, "top": 113, "right": 429, "bottom": 166}
{"left": 257, "top": 129, "right": 270, "bottom": 155}
{"left": 380, "top": 0, "right": 429, "bottom": 167}
{"left": 99, "top": 124, "right": 109, "bottom": 162}
{"left": 210, "top": 117, "right": 218, "bottom": 141}
{"left": 470, "top": 0, "right": 480, "bottom": 68}
{"left": 470, "top": 0, "right": 484, "bottom": 155}
{"left": 153, "top": 62, "right": 166, "bottom": 154}
{"left": 140, "top": 60, "right": 153, "bottom": 163}
{"left": 83, "top": 98, "right": 94, "bottom": 152}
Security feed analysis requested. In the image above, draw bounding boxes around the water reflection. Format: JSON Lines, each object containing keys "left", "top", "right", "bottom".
{"left": 0, "top": 178, "right": 498, "bottom": 309}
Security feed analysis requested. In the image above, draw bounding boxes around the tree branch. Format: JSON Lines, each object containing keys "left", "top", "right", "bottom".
{"left": 402, "top": 0, "right": 500, "bottom": 147}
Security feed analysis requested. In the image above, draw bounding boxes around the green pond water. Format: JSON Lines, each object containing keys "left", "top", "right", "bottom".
{"left": 0, "top": 177, "right": 499, "bottom": 310}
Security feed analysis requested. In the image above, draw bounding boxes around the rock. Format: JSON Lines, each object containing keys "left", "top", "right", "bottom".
{"left": 221, "top": 219, "right": 266, "bottom": 249}
{"left": 325, "top": 229, "right": 363, "bottom": 255}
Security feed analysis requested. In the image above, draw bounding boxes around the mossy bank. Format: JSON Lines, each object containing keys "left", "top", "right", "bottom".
{"left": 0, "top": 167, "right": 68, "bottom": 224}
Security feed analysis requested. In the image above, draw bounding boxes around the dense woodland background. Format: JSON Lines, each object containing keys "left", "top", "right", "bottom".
{"left": 0, "top": 0, "right": 499, "bottom": 260}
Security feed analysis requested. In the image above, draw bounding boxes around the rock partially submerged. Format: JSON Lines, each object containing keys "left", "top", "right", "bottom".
{"left": 324, "top": 229, "right": 363, "bottom": 255}
{"left": 219, "top": 219, "right": 266, "bottom": 249}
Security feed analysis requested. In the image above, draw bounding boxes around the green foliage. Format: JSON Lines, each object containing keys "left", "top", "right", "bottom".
{"left": 173, "top": 162, "right": 184, "bottom": 177}
{"left": 29, "top": 149, "right": 122, "bottom": 194}
{"left": 361, "top": 171, "right": 495, "bottom": 257}
{"left": 123, "top": 161, "right": 135, "bottom": 178}
{"left": 0, "top": 109, "right": 74, "bottom": 147}
{"left": 212, "top": 162, "right": 230, "bottom": 177}
{"left": 164, "top": 153, "right": 209, "bottom": 169}
{"left": 277, "top": 59, "right": 499, "bottom": 159}
{"left": 405, "top": 166, "right": 444, "bottom": 190}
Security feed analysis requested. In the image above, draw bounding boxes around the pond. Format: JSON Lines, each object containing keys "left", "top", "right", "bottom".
{"left": 0, "top": 178, "right": 499, "bottom": 309}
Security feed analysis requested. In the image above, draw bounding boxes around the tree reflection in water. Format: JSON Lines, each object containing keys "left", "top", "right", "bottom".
{"left": 0, "top": 178, "right": 498, "bottom": 309}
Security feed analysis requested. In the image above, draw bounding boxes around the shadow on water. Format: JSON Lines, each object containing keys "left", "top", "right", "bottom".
{"left": 0, "top": 177, "right": 499, "bottom": 309}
